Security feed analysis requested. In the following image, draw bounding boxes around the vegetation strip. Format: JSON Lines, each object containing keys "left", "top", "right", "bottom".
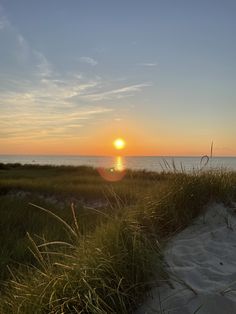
{"left": 0, "top": 164, "right": 235, "bottom": 313}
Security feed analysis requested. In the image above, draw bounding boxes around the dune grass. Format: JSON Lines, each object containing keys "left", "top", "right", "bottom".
{"left": 0, "top": 164, "right": 164, "bottom": 283}
{"left": 0, "top": 164, "right": 236, "bottom": 313}
{"left": 0, "top": 163, "right": 163, "bottom": 202}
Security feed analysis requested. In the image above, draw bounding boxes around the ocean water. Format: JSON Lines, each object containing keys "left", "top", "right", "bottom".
{"left": 0, "top": 155, "right": 236, "bottom": 172}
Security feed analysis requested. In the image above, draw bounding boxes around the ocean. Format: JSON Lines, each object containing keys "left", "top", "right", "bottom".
{"left": 0, "top": 155, "right": 236, "bottom": 172}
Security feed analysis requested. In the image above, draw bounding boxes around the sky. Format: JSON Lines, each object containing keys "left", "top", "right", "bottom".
{"left": 0, "top": 0, "right": 235, "bottom": 156}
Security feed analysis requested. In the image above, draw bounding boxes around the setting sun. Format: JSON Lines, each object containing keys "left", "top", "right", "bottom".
{"left": 113, "top": 138, "right": 126, "bottom": 150}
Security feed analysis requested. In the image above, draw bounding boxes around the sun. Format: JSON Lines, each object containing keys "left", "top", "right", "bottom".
{"left": 113, "top": 138, "right": 126, "bottom": 150}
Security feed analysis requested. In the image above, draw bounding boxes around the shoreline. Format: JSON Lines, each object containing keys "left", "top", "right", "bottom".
{"left": 1, "top": 156, "right": 236, "bottom": 173}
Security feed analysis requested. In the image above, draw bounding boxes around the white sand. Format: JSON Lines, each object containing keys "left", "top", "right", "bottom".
{"left": 136, "top": 203, "right": 236, "bottom": 314}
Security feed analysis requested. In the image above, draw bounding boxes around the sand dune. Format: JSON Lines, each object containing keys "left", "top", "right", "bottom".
{"left": 136, "top": 203, "right": 236, "bottom": 314}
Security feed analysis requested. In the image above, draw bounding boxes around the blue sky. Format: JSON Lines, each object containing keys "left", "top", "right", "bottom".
{"left": 0, "top": 0, "right": 235, "bottom": 155}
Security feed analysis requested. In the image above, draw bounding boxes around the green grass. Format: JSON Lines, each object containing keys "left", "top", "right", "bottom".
{"left": 0, "top": 164, "right": 236, "bottom": 313}
{"left": 0, "top": 164, "right": 165, "bottom": 283}
{"left": 0, "top": 163, "right": 164, "bottom": 202}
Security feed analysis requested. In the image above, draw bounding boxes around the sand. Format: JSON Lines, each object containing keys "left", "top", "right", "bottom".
{"left": 136, "top": 203, "right": 236, "bottom": 314}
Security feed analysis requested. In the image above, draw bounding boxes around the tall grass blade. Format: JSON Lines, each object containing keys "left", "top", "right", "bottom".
{"left": 29, "top": 203, "right": 78, "bottom": 240}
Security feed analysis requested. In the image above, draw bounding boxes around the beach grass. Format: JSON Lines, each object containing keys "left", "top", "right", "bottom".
{"left": 0, "top": 164, "right": 236, "bottom": 313}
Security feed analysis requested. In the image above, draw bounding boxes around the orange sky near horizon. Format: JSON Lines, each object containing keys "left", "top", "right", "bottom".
{"left": 2, "top": 112, "right": 235, "bottom": 156}
{"left": 1, "top": 114, "right": 236, "bottom": 156}
{"left": 0, "top": 111, "right": 236, "bottom": 156}
{"left": 1, "top": 127, "right": 235, "bottom": 157}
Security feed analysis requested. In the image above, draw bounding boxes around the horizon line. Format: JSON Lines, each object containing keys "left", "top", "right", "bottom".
{"left": 0, "top": 154, "right": 235, "bottom": 158}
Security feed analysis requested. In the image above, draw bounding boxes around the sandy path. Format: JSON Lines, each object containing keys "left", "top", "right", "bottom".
{"left": 136, "top": 203, "right": 236, "bottom": 314}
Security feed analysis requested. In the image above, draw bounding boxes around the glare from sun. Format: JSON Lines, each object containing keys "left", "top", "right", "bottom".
{"left": 113, "top": 138, "right": 126, "bottom": 150}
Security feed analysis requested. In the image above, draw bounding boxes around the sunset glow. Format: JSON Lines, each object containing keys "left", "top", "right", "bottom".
{"left": 113, "top": 138, "right": 126, "bottom": 150}
{"left": 0, "top": 1, "right": 235, "bottom": 157}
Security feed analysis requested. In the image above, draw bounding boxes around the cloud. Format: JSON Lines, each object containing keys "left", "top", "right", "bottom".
{"left": 0, "top": 16, "right": 8, "bottom": 30}
{"left": 0, "top": 6, "right": 52, "bottom": 77}
{"left": 80, "top": 83, "right": 151, "bottom": 101}
{"left": 0, "top": 29, "right": 111, "bottom": 142}
{"left": 0, "top": 7, "right": 150, "bottom": 144}
{"left": 137, "top": 62, "right": 158, "bottom": 67}
{"left": 1, "top": 98, "right": 113, "bottom": 140}
{"left": 0, "top": 7, "right": 9, "bottom": 30}
{"left": 1, "top": 73, "right": 148, "bottom": 140}
{"left": 79, "top": 56, "right": 98, "bottom": 66}
{"left": 34, "top": 51, "right": 53, "bottom": 78}
{"left": 15, "top": 34, "right": 32, "bottom": 62}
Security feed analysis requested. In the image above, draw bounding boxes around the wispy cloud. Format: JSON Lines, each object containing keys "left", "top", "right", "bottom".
{"left": 0, "top": 14, "right": 112, "bottom": 141}
{"left": 0, "top": 7, "right": 150, "bottom": 144}
{"left": 1, "top": 74, "right": 149, "bottom": 140}
{"left": 0, "top": 16, "right": 8, "bottom": 30}
{"left": 0, "top": 7, "right": 9, "bottom": 30}
{"left": 35, "top": 51, "right": 53, "bottom": 78}
{"left": 1, "top": 96, "right": 113, "bottom": 140}
{"left": 137, "top": 62, "right": 158, "bottom": 67}
{"left": 0, "top": 6, "right": 52, "bottom": 78}
{"left": 80, "top": 83, "right": 151, "bottom": 101}
{"left": 79, "top": 56, "right": 98, "bottom": 66}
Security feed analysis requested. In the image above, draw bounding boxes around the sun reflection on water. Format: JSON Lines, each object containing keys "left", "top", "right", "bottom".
{"left": 114, "top": 156, "right": 125, "bottom": 171}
